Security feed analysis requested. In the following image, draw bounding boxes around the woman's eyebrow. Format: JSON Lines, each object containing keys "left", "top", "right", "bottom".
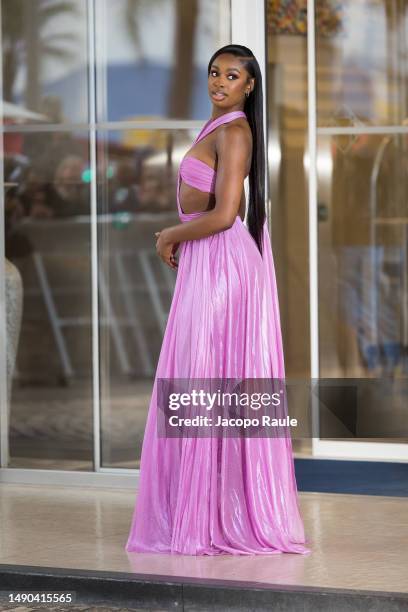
{"left": 211, "top": 64, "right": 241, "bottom": 73}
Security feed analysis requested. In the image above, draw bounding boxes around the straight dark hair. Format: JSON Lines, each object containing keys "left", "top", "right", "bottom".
{"left": 207, "top": 44, "right": 266, "bottom": 257}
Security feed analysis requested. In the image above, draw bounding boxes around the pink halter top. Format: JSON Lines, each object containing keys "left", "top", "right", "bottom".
{"left": 177, "top": 110, "right": 247, "bottom": 219}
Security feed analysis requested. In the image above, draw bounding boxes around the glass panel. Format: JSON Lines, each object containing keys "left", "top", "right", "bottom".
{"left": 96, "top": 0, "right": 231, "bottom": 122}
{"left": 318, "top": 132, "right": 408, "bottom": 438}
{"left": 1, "top": 0, "right": 89, "bottom": 125}
{"left": 266, "top": 2, "right": 311, "bottom": 453}
{"left": 97, "top": 128, "right": 197, "bottom": 468}
{"left": 316, "top": 0, "right": 408, "bottom": 445}
{"left": 316, "top": 0, "right": 408, "bottom": 128}
{"left": 4, "top": 131, "right": 93, "bottom": 469}
{"left": 319, "top": 131, "right": 408, "bottom": 377}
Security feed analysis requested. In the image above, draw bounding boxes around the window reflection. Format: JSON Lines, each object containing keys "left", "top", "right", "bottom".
{"left": 97, "top": 129, "right": 195, "bottom": 468}
{"left": 1, "top": 0, "right": 88, "bottom": 125}
{"left": 98, "top": 130, "right": 182, "bottom": 215}
{"left": 266, "top": 5, "right": 310, "bottom": 375}
{"left": 96, "top": 0, "right": 230, "bottom": 121}
{"left": 5, "top": 132, "right": 89, "bottom": 229}
{"left": 4, "top": 131, "right": 93, "bottom": 469}
{"left": 266, "top": 1, "right": 408, "bottom": 449}
{"left": 320, "top": 133, "right": 408, "bottom": 380}
{"left": 1, "top": 0, "right": 230, "bottom": 471}
{"left": 316, "top": 0, "right": 408, "bottom": 127}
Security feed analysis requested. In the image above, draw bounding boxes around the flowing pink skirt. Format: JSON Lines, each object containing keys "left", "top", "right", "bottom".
{"left": 125, "top": 215, "right": 311, "bottom": 555}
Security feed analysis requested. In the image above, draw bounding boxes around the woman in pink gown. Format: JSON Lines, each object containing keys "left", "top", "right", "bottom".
{"left": 125, "top": 45, "right": 311, "bottom": 556}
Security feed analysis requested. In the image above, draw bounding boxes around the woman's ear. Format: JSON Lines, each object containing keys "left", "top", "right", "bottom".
{"left": 250, "top": 77, "right": 255, "bottom": 93}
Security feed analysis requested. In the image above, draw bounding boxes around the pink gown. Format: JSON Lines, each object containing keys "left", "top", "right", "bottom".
{"left": 125, "top": 110, "right": 311, "bottom": 556}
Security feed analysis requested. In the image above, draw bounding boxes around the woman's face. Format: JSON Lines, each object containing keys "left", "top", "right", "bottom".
{"left": 208, "top": 53, "right": 254, "bottom": 111}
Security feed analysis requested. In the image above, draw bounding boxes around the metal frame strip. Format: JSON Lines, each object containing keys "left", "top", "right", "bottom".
{"left": 0, "top": 2, "right": 9, "bottom": 468}
{"left": 87, "top": 0, "right": 101, "bottom": 471}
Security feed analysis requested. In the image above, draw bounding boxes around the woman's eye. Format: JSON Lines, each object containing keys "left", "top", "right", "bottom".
{"left": 209, "top": 71, "right": 237, "bottom": 79}
{"left": 210, "top": 70, "right": 237, "bottom": 79}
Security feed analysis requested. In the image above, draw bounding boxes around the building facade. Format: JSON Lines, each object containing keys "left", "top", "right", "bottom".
{"left": 1, "top": 0, "right": 407, "bottom": 489}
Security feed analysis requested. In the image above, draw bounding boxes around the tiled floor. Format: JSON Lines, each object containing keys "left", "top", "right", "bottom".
{"left": 0, "top": 483, "right": 407, "bottom": 594}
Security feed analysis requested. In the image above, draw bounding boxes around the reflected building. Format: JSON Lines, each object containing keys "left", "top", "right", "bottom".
{"left": 1, "top": 0, "right": 408, "bottom": 476}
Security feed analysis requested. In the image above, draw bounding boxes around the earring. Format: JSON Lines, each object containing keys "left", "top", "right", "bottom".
{"left": 245, "top": 90, "right": 250, "bottom": 98}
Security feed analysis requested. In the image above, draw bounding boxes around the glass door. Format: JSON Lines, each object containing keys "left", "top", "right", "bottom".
{"left": 309, "top": 0, "right": 408, "bottom": 459}
{"left": 0, "top": 0, "right": 94, "bottom": 471}
{"left": 0, "top": 0, "right": 232, "bottom": 477}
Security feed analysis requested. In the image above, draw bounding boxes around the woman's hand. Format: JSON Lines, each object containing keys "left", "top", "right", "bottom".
{"left": 155, "top": 229, "right": 180, "bottom": 269}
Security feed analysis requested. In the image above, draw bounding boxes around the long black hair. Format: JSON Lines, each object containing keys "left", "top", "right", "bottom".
{"left": 207, "top": 44, "right": 266, "bottom": 257}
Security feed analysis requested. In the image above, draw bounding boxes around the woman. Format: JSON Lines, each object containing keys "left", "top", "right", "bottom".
{"left": 125, "top": 44, "right": 311, "bottom": 556}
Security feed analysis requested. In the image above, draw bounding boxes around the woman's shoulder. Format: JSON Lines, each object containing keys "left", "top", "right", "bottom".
{"left": 215, "top": 118, "right": 252, "bottom": 150}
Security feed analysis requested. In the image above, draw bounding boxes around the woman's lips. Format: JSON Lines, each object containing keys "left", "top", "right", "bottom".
{"left": 212, "top": 91, "right": 227, "bottom": 101}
